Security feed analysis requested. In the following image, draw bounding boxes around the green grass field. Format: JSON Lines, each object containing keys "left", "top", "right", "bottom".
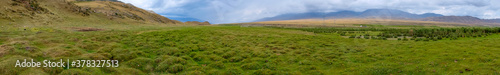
{"left": 1, "top": 24, "right": 500, "bottom": 75}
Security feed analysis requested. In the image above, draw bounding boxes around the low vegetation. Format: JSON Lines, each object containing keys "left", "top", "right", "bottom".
{"left": 287, "top": 26, "right": 500, "bottom": 41}
{"left": 1, "top": 24, "right": 500, "bottom": 74}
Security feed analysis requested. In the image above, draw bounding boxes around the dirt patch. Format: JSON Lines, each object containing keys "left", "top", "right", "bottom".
{"left": 72, "top": 27, "right": 103, "bottom": 32}
{"left": 0, "top": 45, "right": 8, "bottom": 57}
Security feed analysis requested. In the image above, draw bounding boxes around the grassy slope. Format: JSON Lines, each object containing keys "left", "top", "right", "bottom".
{"left": 1, "top": 24, "right": 499, "bottom": 74}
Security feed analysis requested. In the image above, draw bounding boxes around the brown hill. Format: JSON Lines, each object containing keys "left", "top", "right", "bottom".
{"left": 0, "top": 0, "right": 181, "bottom": 25}
{"left": 185, "top": 21, "right": 210, "bottom": 25}
{"left": 74, "top": 1, "right": 181, "bottom": 24}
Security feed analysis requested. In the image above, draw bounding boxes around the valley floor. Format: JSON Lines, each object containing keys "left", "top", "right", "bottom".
{"left": 0, "top": 24, "right": 499, "bottom": 74}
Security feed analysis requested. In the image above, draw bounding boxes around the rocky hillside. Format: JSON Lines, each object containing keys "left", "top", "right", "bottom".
{"left": 74, "top": 1, "right": 181, "bottom": 24}
{"left": 0, "top": 0, "right": 181, "bottom": 25}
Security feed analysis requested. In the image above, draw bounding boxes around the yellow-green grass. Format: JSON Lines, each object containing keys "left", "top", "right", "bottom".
{"left": 1, "top": 24, "right": 500, "bottom": 75}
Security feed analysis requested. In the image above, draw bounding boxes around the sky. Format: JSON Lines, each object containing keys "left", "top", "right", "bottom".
{"left": 118, "top": 0, "right": 500, "bottom": 24}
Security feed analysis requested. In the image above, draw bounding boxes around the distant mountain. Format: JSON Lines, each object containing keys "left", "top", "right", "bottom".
{"left": 421, "top": 16, "right": 483, "bottom": 24}
{"left": 485, "top": 19, "right": 500, "bottom": 23}
{"left": 166, "top": 17, "right": 206, "bottom": 22}
{"left": 421, "top": 16, "right": 500, "bottom": 24}
{"left": 256, "top": 9, "right": 444, "bottom": 22}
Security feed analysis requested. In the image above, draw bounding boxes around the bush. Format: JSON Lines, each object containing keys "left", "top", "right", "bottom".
{"left": 423, "top": 38, "right": 430, "bottom": 41}
{"left": 349, "top": 35, "right": 355, "bottom": 38}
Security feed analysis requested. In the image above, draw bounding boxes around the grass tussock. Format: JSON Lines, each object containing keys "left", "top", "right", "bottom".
{"left": 1, "top": 25, "right": 500, "bottom": 74}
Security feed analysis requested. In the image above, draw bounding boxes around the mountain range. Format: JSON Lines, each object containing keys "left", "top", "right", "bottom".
{"left": 163, "top": 16, "right": 207, "bottom": 22}
{"left": 256, "top": 9, "right": 500, "bottom": 25}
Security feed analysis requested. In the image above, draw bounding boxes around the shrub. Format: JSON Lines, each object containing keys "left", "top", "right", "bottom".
{"left": 349, "top": 35, "right": 355, "bottom": 38}
{"left": 423, "top": 38, "right": 430, "bottom": 41}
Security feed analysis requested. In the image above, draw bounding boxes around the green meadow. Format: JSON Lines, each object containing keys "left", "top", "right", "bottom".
{"left": 1, "top": 24, "right": 499, "bottom": 75}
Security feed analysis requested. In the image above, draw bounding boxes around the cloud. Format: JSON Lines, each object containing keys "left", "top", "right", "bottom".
{"left": 119, "top": 0, "right": 500, "bottom": 24}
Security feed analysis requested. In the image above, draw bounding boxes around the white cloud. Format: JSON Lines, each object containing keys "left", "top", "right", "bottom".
{"left": 119, "top": 0, "right": 500, "bottom": 24}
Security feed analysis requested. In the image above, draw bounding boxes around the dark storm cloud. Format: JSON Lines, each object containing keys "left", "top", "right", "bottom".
{"left": 119, "top": 0, "right": 500, "bottom": 24}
